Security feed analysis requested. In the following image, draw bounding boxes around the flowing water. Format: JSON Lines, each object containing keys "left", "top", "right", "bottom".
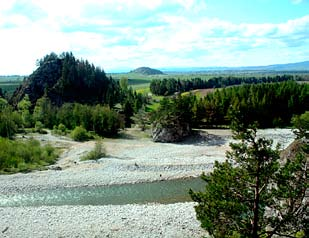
{"left": 0, "top": 178, "right": 205, "bottom": 207}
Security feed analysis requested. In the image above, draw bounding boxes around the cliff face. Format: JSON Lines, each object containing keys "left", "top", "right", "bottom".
{"left": 10, "top": 52, "right": 119, "bottom": 108}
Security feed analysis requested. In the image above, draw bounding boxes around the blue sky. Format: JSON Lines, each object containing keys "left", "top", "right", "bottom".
{"left": 0, "top": 0, "right": 308, "bottom": 74}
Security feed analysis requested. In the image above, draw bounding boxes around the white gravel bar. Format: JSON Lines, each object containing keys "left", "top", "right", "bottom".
{"left": 0, "top": 128, "right": 295, "bottom": 238}
{"left": 0, "top": 203, "right": 207, "bottom": 238}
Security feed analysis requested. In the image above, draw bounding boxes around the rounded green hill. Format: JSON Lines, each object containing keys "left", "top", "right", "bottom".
{"left": 130, "top": 67, "right": 164, "bottom": 75}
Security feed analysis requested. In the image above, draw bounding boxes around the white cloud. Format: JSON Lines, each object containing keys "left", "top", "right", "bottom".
{"left": 0, "top": 0, "right": 308, "bottom": 74}
{"left": 291, "top": 0, "right": 303, "bottom": 4}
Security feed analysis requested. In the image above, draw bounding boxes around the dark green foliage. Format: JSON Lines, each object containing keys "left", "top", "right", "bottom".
{"left": 33, "top": 95, "right": 56, "bottom": 128}
{"left": 0, "top": 102, "right": 23, "bottom": 138}
{"left": 292, "top": 111, "right": 309, "bottom": 139}
{"left": 17, "top": 94, "right": 33, "bottom": 128}
{"left": 151, "top": 94, "right": 195, "bottom": 128}
{"left": 131, "top": 107, "right": 150, "bottom": 131}
{"left": 0, "top": 138, "right": 58, "bottom": 173}
{"left": 150, "top": 75, "right": 294, "bottom": 96}
{"left": 158, "top": 81, "right": 308, "bottom": 128}
{"left": 52, "top": 123, "right": 67, "bottom": 135}
{"left": 8, "top": 52, "right": 147, "bottom": 131}
{"left": 81, "top": 141, "right": 106, "bottom": 161}
{"left": 91, "top": 105, "right": 123, "bottom": 136}
{"left": 34, "top": 121, "right": 47, "bottom": 134}
{"left": 10, "top": 52, "right": 121, "bottom": 107}
{"left": 118, "top": 84, "right": 147, "bottom": 127}
{"left": 123, "top": 100, "right": 134, "bottom": 127}
{"left": 190, "top": 123, "right": 308, "bottom": 237}
{"left": 30, "top": 101, "right": 124, "bottom": 137}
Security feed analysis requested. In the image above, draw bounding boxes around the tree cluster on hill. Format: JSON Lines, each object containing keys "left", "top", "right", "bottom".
{"left": 11, "top": 52, "right": 120, "bottom": 107}
{"left": 150, "top": 75, "right": 294, "bottom": 96}
{"left": 8, "top": 52, "right": 147, "bottom": 133}
{"left": 151, "top": 81, "right": 309, "bottom": 131}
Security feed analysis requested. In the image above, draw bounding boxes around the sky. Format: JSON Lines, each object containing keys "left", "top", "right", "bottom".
{"left": 0, "top": 0, "right": 309, "bottom": 75}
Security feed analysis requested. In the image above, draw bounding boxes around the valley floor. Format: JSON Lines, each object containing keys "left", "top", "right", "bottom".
{"left": 0, "top": 128, "right": 295, "bottom": 237}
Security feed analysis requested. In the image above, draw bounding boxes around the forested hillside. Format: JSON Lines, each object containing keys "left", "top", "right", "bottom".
{"left": 10, "top": 52, "right": 120, "bottom": 107}
{"left": 152, "top": 81, "right": 309, "bottom": 129}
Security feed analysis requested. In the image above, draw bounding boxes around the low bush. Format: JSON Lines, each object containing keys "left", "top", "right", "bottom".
{"left": 81, "top": 141, "right": 106, "bottom": 161}
{"left": 70, "top": 126, "right": 91, "bottom": 141}
{"left": 34, "top": 121, "right": 47, "bottom": 134}
{"left": 0, "top": 138, "right": 58, "bottom": 173}
{"left": 52, "top": 123, "right": 67, "bottom": 136}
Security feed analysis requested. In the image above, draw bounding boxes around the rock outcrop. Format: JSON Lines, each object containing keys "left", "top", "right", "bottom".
{"left": 152, "top": 121, "right": 190, "bottom": 142}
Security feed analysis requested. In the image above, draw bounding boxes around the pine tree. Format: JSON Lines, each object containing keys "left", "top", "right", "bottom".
{"left": 190, "top": 121, "right": 308, "bottom": 237}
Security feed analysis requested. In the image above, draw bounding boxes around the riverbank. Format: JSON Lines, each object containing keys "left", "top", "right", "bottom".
{"left": 0, "top": 128, "right": 294, "bottom": 194}
{"left": 0, "top": 202, "right": 207, "bottom": 238}
{"left": 0, "top": 128, "right": 295, "bottom": 237}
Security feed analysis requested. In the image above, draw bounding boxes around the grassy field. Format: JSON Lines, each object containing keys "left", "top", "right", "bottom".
{"left": 109, "top": 71, "right": 309, "bottom": 92}
{"left": 0, "top": 81, "right": 22, "bottom": 95}
{"left": 0, "top": 75, "right": 25, "bottom": 82}
{"left": 0, "top": 81, "right": 22, "bottom": 92}
{"left": 0, "top": 76, "right": 24, "bottom": 95}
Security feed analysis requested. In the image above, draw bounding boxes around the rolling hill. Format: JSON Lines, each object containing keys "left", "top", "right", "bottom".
{"left": 130, "top": 67, "right": 164, "bottom": 75}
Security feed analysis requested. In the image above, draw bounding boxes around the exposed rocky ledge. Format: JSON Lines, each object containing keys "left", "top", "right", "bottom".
{"left": 152, "top": 122, "right": 191, "bottom": 142}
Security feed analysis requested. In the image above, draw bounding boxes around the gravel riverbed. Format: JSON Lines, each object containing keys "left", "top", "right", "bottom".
{"left": 0, "top": 128, "right": 295, "bottom": 237}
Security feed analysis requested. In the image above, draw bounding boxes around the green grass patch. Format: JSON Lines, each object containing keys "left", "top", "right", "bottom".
{"left": 0, "top": 137, "right": 58, "bottom": 174}
{"left": 0, "top": 76, "right": 24, "bottom": 82}
{"left": 0, "top": 81, "right": 22, "bottom": 95}
{"left": 146, "top": 103, "right": 160, "bottom": 112}
{"left": 136, "top": 87, "right": 150, "bottom": 94}
{"left": 131, "top": 83, "right": 150, "bottom": 90}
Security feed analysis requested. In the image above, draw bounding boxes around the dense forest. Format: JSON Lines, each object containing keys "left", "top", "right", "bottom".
{"left": 153, "top": 81, "right": 309, "bottom": 129}
{"left": 10, "top": 52, "right": 145, "bottom": 109}
{"left": 150, "top": 75, "right": 295, "bottom": 95}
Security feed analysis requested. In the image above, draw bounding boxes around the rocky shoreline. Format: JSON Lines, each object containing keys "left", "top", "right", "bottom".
{"left": 0, "top": 203, "right": 207, "bottom": 238}
{"left": 0, "top": 128, "right": 295, "bottom": 237}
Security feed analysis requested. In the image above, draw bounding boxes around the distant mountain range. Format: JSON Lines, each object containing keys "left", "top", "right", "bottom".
{"left": 158, "top": 61, "right": 309, "bottom": 73}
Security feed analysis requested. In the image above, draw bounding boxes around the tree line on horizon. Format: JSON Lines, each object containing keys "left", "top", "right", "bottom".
{"left": 150, "top": 75, "right": 295, "bottom": 96}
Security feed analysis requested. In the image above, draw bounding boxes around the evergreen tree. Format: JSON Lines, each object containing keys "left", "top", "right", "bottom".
{"left": 190, "top": 121, "right": 308, "bottom": 237}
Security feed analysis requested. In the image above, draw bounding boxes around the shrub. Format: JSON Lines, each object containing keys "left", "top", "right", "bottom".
{"left": 52, "top": 123, "right": 67, "bottom": 135}
{"left": 0, "top": 107, "right": 22, "bottom": 138}
{"left": 34, "top": 121, "right": 47, "bottom": 134}
{"left": 0, "top": 138, "right": 58, "bottom": 174}
{"left": 81, "top": 141, "right": 106, "bottom": 161}
{"left": 70, "top": 126, "right": 90, "bottom": 141}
